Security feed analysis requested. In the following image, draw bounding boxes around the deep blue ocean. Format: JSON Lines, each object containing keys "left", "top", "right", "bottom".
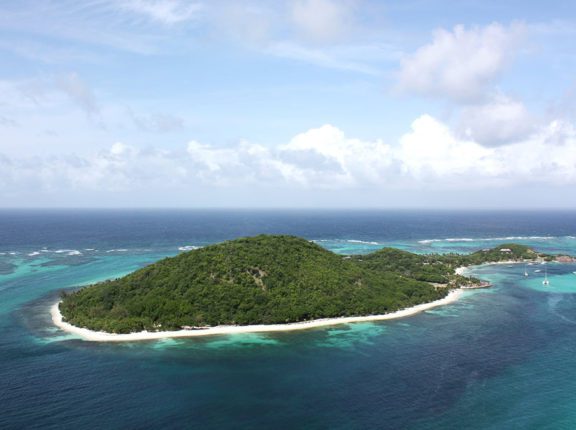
{"left": 2, "top": 209, "right": 576, "bottom": 429}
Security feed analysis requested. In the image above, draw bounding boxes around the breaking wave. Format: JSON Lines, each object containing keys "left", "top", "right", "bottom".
{"left": 418, "top": 236, "right": 566, "bottom": 244}
{"left": 346, "top": 240, "right": 380, "bottom": 245}
{"left": 178, "top": 245, "right": 199, "bottom": 251}
{"left": 313, "top": 239, "right": 381, "bottom": 246}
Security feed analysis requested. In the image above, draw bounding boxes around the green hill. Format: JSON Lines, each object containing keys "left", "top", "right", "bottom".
{"left": 430, "top": 243, "right": 540, "bottom": 268}
{"left": 59, "top": 236, "right": 546, "bottom": 334}
{"left": 59, "top": 235, "right": 447, "bottom": 333}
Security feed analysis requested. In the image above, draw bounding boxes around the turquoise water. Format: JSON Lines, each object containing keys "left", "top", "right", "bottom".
{"left": 2, "top": 210, "right": 576, "bottom": 429}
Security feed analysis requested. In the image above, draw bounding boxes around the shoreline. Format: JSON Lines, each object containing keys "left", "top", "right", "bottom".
{"left": 51, "top": 289, "right": 464, "bottom": 342}
{"left": 456, "top": 259, "right": 545, "bottom": 276}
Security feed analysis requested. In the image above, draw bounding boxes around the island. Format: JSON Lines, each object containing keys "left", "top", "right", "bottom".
{"left": 53, "top": 235, "right": 551, "bottom": 340}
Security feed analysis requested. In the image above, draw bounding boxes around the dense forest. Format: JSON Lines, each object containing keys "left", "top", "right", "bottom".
{"left": 59, "top": 235, "right": 545, "bottom": 333}
{"left": 356, "top": 243, "right": 540, "bottom": 283}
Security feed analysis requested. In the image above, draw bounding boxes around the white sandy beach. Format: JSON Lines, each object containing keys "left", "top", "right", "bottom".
{"left": 456, "top": 259, "right": 538, "bottom": 275}
{"left": 51, "top": 289, "right": 464, "bottom": 342}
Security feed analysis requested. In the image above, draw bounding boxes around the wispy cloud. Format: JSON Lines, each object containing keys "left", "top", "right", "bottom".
{"left": 115, "top": 0, "right": 203, "bottom": 25}
{"left": 128, "top": 108, "right": 185, "bottom": 133}
{"left": 290, "top": 0, "right": 360, "bottom": 44}
{"left": 0, "top": 38, "right": 103, "bottom": 64}
{"left": 56, "top": 73, "right": 99, "bottom": 117}
{"left": 0, "top": 0, "right": 394, "bottom": 74}
{"left": 0, "top": 1, "right": 170, "bottom": 55}
{"left": 266, "top": 41, "right": 382, "bottom": 75}
{"left": 0, "top": 115, "right": 18, "bottom": 127}
{"left": 0, "top": 74, "right": 102, "bottom": 130}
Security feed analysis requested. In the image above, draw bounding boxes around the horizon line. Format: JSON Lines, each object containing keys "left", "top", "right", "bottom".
{"left": 1, "top": 207, "right": 576, "bottom": 212}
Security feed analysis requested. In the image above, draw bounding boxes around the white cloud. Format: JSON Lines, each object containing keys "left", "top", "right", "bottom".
{"left": 2, "top": 117, "right": 576, "bottom": 197}
{"left": 281, "top": 124, "right": 392, "bottom": 186}
{"left": 183, "top": 125, "right": 394, "bottom": 188}
{"left": 109, "top": 142, "right": 136, "bottom": 157}
{"left": 457, "top": 95, "right": 535, "bottom": 146}
{"left": 497, "top": 120, "right": 576, "bottom": 184}
{"left": 398, "top": 115, "right": 576, "bottom": 186}
{"left": 0, "top": 143, "right": 188, "bottom": 193}
{"left": 398, "top": 115, "right": 497, "bottom": 182}
{"left": 398, "top": 23, "right": 525, "bottom": 102}
{"left": 290, "top": 0, "right": 358, "bottom": 44}
{"left": 186, "top": 139, "right": 311, "bottom": 186}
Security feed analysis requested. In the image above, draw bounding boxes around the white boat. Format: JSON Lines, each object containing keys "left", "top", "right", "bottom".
{"left": 534, "top": 269, "right": 541, "bottom": 273}
{"left": 524, "top": 264, "right": 528, "bottom": 277}
{"left": 543, "top": 268, "right": 549, "bottom": 285}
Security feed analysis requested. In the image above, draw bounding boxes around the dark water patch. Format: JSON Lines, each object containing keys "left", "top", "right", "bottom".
{"left": 1, "top": 209, "right": 575, "bottom": 250}
{"left": 39, "top": 256, "right": 98, "bottom": 268}
{"left": 0, "top": 261, "right": 16, "bottom": 275}
{"left": 15, "top": 291, "right": 63, "bottom": 340}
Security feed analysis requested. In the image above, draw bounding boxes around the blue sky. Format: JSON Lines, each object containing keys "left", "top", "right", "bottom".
{"left": 1, "top": 0, "right": 575, "bottom": 208}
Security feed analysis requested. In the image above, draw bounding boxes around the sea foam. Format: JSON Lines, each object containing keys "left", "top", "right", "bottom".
{"left": 418, "top": 236, "right": 560, "bottom": 244}
{"left": 178, "top": 245, "right": 199, "bottom": 251}
{"left": 346, "top": 240, "right": 380, "bottom": 245}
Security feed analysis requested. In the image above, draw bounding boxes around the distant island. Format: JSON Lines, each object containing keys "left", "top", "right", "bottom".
{"left": 54, "top": 235, "right": 559, "bottom": 339}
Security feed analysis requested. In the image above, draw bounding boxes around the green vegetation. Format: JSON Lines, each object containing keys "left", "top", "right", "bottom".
{"left": 59, "top": 236, "right": 546, "bottom": 334}
{"left": 353, "top": 248, "right": 454, "bottom": 284}
{"left": 438, "top": 243, "right": 540, "bottom": 267}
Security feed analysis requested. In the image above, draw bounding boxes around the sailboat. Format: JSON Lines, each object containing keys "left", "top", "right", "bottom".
{"left": 542, "top": 267, "right": 550, "bottom": 285}
{"left": 524, "top": 264, "right": 528, "bottom": 277}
